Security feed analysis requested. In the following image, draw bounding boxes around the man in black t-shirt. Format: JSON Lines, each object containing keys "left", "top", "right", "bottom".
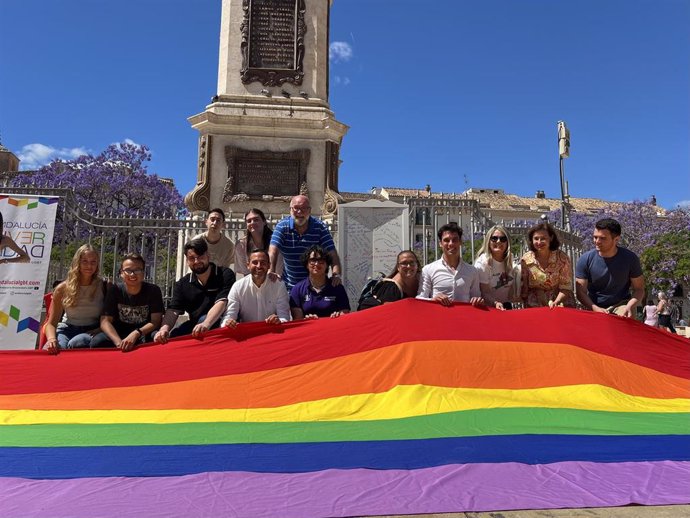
{"left": 91, "top": 253, "right": 164, "bottom": 351}
{"left": 154, "top": 239, "right": 236, "bottom": 343}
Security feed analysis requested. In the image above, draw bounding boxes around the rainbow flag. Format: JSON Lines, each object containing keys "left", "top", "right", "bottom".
{"left": 1, "top": 299, "right": 689, "bottom": 517}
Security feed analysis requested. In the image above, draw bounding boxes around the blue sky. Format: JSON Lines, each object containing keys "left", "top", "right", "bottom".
{"left": 1, "top": 0, "right": 688, "bottom": 209}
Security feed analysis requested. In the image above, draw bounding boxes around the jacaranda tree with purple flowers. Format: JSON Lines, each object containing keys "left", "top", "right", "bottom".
{"left": 15, "top": 142, "right": 184, "bottom": 218}
{"left": 12, "top": 142, "right": 186, "bottom": 277}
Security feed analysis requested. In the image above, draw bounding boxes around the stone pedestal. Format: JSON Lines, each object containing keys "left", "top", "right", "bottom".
{"left": 186, "top": 0, "right": 348, "bottom": 217}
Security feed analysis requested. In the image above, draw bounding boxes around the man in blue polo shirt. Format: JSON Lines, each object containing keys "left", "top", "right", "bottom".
{"left": 268, "top": 195, "right": 342, "bottom": 290}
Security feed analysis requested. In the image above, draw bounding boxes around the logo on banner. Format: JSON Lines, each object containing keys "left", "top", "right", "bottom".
{"left": 1, "top": 196, "right": 59, "bottom": 261}
{"left": 0, "top": 304, "right": 40, "bottom": 334}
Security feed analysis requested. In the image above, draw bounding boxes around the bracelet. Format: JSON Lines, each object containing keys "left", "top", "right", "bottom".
{"left": 136, "top": 328, "right": 144, "bottom": 336}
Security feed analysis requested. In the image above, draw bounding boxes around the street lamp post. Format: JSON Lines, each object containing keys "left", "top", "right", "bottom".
{"left": 557, "top": 121, "right": 571, "bottom": 232}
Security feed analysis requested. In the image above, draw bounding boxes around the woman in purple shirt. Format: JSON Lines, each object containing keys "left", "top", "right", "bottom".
{"left": 289, "top": 245, "right": 350, "bottom": 320}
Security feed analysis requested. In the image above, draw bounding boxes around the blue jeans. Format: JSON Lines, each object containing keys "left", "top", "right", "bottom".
{"left": 56, "top": 322, "right": 99, "bottom": 349}
{"left": 170, "top": 314, "right": 217, "bottom": 338}
{"left": 90, "top": 329, "right": 149, "bottom": 348}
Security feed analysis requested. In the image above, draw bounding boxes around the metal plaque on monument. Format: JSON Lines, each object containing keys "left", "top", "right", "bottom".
{"left": 222, "top": 147, "right": 310, "bottom": 202}
{"left": 240, "top": 0, "right": 306, "bottom": 86}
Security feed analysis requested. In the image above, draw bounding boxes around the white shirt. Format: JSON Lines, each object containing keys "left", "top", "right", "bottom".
{"left": 221, "top": 275, "right": 291, "bottom": 325}
{"left": 473, "top": 253, "right": 516, "bottom": 304}
{"left": 417, "top": 257, "right": 481, "bottom": 302}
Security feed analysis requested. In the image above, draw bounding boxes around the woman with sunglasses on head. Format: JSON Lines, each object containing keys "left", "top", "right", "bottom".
{"left": 289, "top": 245, "right": 350, "bottom": 320}
{"left": 474, "top": 226, "right": 519, "bottom": 310}
{"left": 234, "top": 208, "right": 283, "bottom": 278}
{"left": 43, "top": 244, "right": 106, "bottom": 353}
{"left": 90, "top": 253, "right": 164, "bottom": 351}
{"left": 520, "top": 222, "right": 574, "bottom": 309}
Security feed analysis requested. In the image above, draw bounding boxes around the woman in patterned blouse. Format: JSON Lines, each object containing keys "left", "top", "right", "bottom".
{"left": 520, "top": 222, "right": 574, "bottom": 308}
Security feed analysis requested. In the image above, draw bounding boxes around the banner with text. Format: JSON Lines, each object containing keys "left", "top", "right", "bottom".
{"left": 0, "top": 194, "right": 59, "bottom": 350}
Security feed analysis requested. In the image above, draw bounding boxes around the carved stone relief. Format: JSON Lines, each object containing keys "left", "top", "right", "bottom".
{"left": 184, "top": 135, "right": 212, "bottom": 212}
{"left": 321, "top": 140, "right": 343, "bottom": 216}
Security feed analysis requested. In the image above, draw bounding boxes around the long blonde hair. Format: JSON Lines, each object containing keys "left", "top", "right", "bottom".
{"left": 475, "top": 225, "right": 514, "bottom": 269}
{"left": 62, "top": 244, "right": 100, "bottom": 307}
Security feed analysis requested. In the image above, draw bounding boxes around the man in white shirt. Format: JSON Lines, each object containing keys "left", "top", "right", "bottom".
{"left": 194, "top": 208, "right": 234, "bottom": 268}
{"left": 417, "top": 222, "right": 484, "bottom": 307}
{"left": 221, "top": 249, "right": 290, "bottom": 327}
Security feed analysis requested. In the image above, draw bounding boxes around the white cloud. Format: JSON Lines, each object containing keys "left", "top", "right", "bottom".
{"left": 329, "top": 41, "right": 353, "bottom": 63}
{"left": 113, "top": 138, "right": 142, "bottom": 148}
{"left": 17, "top": 143, "right": 89, "bottom": 170}
{"left": 676, "top": 200, "right": 690, "bottom": 209}
{"left": 332, "top": 75, "right": 351, "bottom": 86}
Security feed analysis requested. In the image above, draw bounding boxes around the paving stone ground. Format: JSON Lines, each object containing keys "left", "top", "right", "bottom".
{"left": 365, "top": 504, "right": 690, "bottom": 518}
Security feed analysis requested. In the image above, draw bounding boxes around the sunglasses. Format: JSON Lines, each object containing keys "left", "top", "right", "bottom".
{"left": 490, "top": 236, "right": 508, "bottom": 243}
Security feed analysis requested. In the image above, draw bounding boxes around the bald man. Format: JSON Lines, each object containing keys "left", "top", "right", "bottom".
{"left": 268, "top": 195, "right": 342, "bottom": 290}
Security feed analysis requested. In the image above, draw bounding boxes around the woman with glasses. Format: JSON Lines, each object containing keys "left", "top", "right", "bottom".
{"left": 520, "top": 222, "right": 574, "bottom": 308}
{"left": 234, "top": 208, "right": 283, "bottom": 277}
{"left": 289, "top": 245, "right": 350, "bottom": 320}
{"left": 358, "top": 251, "right": 421, "bottom": 310}
{"left": 91, "top": 253, "right": 164, "bottom": 351}
{"left": 43, "top": 244, "right": 106, "bottom": 353}
{"left": 474, "top": 226, "right": 519, "bottom": 310}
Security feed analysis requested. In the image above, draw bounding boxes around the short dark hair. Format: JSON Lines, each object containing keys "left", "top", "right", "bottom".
{"left": 527, "top": 222, "right": 560, "bottom": 251}
{"left": 595, "top": 218, "right": 622, "bottom": 237}
{"left": 208, "top": 208, "right": 226, "bottom": 221}
{"left": 248, "top": 248, "right": 269, "bottom": 262}
{"left": 122, "top": 252, "right": 145, "bottom": 269}
{"left": 184, "top": 238, "right": 208, "bottom": 257}
{"left": 300, "top": 245, "right": 332, "bottom": 269}
{"left": 437, "top": 222, "right": 462, "bottom": 241}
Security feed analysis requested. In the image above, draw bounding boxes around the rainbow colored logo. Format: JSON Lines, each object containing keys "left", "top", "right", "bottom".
{"left": 0, "top": 305, "right": 39, "bottom": 334}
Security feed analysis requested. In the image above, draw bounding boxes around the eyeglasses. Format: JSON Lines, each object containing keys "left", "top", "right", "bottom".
{"left": 308, "top": 257, "right": 326, "bottom": 264}
{"left": 121, "top": 268, "right": 144, "bottom": 276}
{"left": 398, "top": 261, "right": 417, "bottom": 267}
{"left": 291, "top": 206, "right": 310, "bottom": 213}
{"left": 490, "top": 236, "right": 508, "bottom": 243}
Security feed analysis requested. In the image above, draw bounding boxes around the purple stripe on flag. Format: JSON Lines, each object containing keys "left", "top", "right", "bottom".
{"left": 1, "top": 461, "right": 689, "bottom": 518}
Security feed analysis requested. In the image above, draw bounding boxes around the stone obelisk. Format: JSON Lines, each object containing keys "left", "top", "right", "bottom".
{"left": 186, "top": 0, "right": 348, "bottom": 217}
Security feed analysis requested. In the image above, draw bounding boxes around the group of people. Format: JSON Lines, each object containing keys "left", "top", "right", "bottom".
{"left": 413, "top": 217, "right": 645, "bottom": 319}
{"left": 643, "top": 291, "right": 677, "bottom": 333}
{"left": 42, "top": 195, "right": 352, "bottom": 353}
{"left": 8, "top": 195, "right": 662, "bottom": 353}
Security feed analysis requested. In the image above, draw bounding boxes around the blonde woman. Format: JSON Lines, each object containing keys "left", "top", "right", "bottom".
{"left": 474, "top": 225, "right": 519, "bottom": 310}
{"left": 44, "top": 245, "right": 105, "bottom": 353}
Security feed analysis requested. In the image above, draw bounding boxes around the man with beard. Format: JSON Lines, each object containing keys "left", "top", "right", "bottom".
{"left": 268, "top": 195, "right": 342, "bottom": 291}
{"left": 154, "top": 238, "right": 236, "bottom": 343}
{"left": 221, "top": 249, "right": 290, "bottom": 327}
